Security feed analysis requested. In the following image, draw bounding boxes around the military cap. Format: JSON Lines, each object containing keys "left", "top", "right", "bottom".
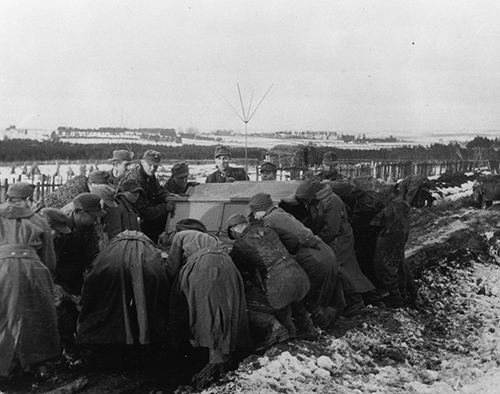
{"left": 171, "top": 162, "right": 189, "bottom": 177}
{"left": 40, "top": 208, "right": 71, "bottom": 234}
{"left": 214, "top": 145, "right": 231, "bottom": 158}
{"left": 295, "top": 179, "right": 325, "bottom": 202}
{"left": 7, "top": 182, "right": 35, "bottom": 199}
{"left": 108, "top": 150, "right": 134, "bottom": 162}
{"left": 73, "top": 193, "right": 106, "bottom": 217}
{"left": 89, "top": 184, "right": 118, "bottom": 208}
{"left": 119, "top": 179, "right": 143, "bottom": 193}
{"left": 226, "top": 213, "right": 249, "bottom": 230}
{"left": 249, "top": 193, "right": 274, "bottom": 212}
{"left": 323, "top": 151, "right": 338, "bottom": 165}
{"left": 88, "top": 170, "right": 111, "bottom": 185}
{"left": 260, "top": 162, "right": 277, "bottom": 173}
{"left": 143, "top": 150, "right": 161, "bottom": 165}
{"left": 175, "top": 218, "right": 207, "bottom": 233}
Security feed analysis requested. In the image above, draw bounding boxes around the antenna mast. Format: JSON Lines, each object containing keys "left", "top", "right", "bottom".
{"left": 217, "top": 83, "right": 273, "bottom": 171}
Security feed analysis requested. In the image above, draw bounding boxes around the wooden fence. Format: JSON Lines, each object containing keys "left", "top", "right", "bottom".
{"left": 1, "top": 158, "right": 497, "bottom": 202}
{"left": 256, "top": 159, "right": 497, "bottom": 181}
{"left": 0, "top": 175, "right": 64, "bottom": 203}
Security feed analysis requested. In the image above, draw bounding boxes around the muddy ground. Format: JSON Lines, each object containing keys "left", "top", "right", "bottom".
{"left": 1, "top": 199, "right": 500, "bottom": 394}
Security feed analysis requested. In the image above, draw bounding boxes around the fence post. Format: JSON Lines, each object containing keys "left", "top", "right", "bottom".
{"left": 1, "top": 179, "right": 8, "bottom": 202}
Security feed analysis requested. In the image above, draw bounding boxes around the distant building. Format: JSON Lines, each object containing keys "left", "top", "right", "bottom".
{"left": 1, "top": 125, "right": 52, "bottom": 141}
{"left": 274, "top": 130, "right": 339, "bottom": 140}
{"left": 56, "top": 127, "right": 179, "bottom": 142}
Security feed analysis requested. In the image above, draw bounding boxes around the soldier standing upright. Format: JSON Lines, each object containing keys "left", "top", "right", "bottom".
{"left": 259, "top": 162, "right": 278, "bottom": 181}
{"left": 205, "top": 145, "right": 249, "bottom": 183}
{"left": 107, "top": 150, "right": 134, "bottom": 187}
{"left": 125, "top": 150, "right": 174, "bottom": 243}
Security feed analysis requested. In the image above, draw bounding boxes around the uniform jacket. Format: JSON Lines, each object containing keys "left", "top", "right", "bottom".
{"left": 306, "top": 186, "right": 374, "bottom": 294}
{"left": 56, "top": 205, "right": 101, "bottom": 295}
{"left": 103, "top": 194, "right": 141, "bottom": 240}
{"left": 125, "top": 164, "right": 167, "bottom": 223}
{"left": 261, "top": 206, "right": 342, "bottom": 308}
{"left": 163, "top": 177, "right": 199, "bottom": 195}
{"left": 205, "top": 166, "right": 249, "bottom": 183}
{"left": 230, "top": 223, "right": 310, "bottom": 310}
{"left": 124, "top": 163, "right": 168, "bottom": 242}
{"left": 261, "top": 206, "right": 321, "bottom": 253}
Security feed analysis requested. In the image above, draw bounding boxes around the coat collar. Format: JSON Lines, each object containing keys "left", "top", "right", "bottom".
{"left": 0, "top": 202, "right": 35, "bottom": 219}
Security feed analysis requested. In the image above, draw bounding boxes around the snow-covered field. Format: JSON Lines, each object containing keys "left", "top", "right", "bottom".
{"left": 0, "top": 162, "right": 260, "bottom": 185}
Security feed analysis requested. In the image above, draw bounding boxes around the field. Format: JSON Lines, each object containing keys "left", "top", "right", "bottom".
{"left": 0, "top": 162, "right": 259, "bottom": 186}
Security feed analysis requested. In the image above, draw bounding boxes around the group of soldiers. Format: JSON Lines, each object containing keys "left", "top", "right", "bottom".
{"left": 0, "top": 144, "right": 417, "bottom": 389}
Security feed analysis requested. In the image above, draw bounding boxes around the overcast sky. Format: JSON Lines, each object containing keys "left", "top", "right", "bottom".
{"left": 1, "top": 1, "right": 499, "bottom": 135}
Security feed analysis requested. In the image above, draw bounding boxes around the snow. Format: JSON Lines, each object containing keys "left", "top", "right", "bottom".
{"left": 0, "top": 162, "right": 258, "bottom": 184}
{"left": 433, "top": 180, "right": 475, "bottom": 204}
{"left": 198, "top": 207, "right": 500, "bottom": 394}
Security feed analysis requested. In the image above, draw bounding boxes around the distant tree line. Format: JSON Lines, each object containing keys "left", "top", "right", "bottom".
{"left": 0, "top": 140, "right": 265, "bottom": 163}
{"left": 0, "top": 137, "right": 499, "bottom": 163}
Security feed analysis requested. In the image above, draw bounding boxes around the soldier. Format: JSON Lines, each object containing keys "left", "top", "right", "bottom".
{"left": 227, "top": 213, "right": 316, "bottom": 344}
{"left": 40, "top": 208, "right": 78, "bottom": 359}
{"left": 88, "top": 170, "right": 112, "bottom": 188}
{"left": 318, "top": 151, "right": 343, "bottom": 181}
{"left": 59, "top": 193, "right": 105, "bottom": 296}
{"left": 0, "top": 183, "right": 60, "bottom": 378}
{"left": 102, "top": 179, "right": 142, "bottom": 240}
{"left": 259, "top": 162, "right": 278, "bottom": 181}
{"left": 164, "top": 162, "right": 199, "bottom": 195}
{"left": 165, "top": 219, "right": 251, "bottom": 389}
{"left": 125, "top": 150, "right": 174, "bottom": 243}
{"left": 205, "top": 145, "right": 249, "bottom": 183}
{"left": 248, "top": 193, "right": 344, "bottom": 329}
{"left": 88, "top": 183, "right": 119, "bottom": 248}
{"left": 107, "top": 150, "right": 134, "bottom": 187}
{"left": 293, "top": 180, "right": 375, "bottom": 316}
{"left": 370, "top": 193, "right": 416, "bottom": 307}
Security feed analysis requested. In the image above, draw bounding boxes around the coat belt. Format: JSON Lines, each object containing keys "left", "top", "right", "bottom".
{"left": 0, "top": 244, "right": 39, "bottom": 260}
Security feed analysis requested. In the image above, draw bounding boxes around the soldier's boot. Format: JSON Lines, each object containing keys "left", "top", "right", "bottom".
{"left": 309, "top": 305, "right": 338, "bottom": 330}
{"left": 343, "top": 292, "right": 365, "bottom": 317}
{"left": 363, "top": 290, "right": 386, "bottom": 308}
{"left": 292, "top": 302, "right": 319, "bottom": 340}
{"left": 275, "top": 306, "right": 297, "bottom": 339}
{"left": 383, "top": 288, "right": 405, "bottom": 308}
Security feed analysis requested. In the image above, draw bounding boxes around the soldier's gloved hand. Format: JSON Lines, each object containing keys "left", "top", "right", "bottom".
{"left": 165, "top": 201, "right": 175, "bottom": 214}
{"left": 226, "top": 176, "right": 236, "bottom": 183}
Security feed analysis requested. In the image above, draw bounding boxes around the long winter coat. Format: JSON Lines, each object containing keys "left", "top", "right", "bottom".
{"left": 370, "top": 196, "right": 411, "bottom": 291}
{"left": 0, "top": 204, "right": 60, "bottom": 377}
{"left": 166, "top": 230, "right": 251, "bottom": 353}
{"left": 305, "top": 186, "right": 374, "bottom": 295}
{"left": 77, "top": 231, "right": 169, "bottom": 345}
{"left": 261, "top": 206, "right": 344, "bottom": 310}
